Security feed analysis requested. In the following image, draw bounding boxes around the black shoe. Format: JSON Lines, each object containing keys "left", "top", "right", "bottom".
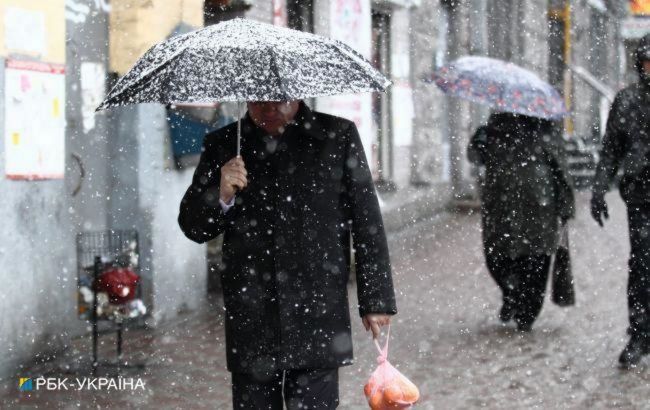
{"left": 514, "top": 314, "right": 534, "bottom": 332}
{"left": 515, "top": 321, "right": 533, "bottom": 332}
{"left": 499, "top": 301, "right": 516, "bottom": 323}
{"left": 618, "top": 335, "right": 649, "bottom": 369}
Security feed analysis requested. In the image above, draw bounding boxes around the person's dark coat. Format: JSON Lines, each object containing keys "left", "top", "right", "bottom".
{"left": 593, "top": 34, "right": 650, "bottom": 204}
{"left": 178, "top": 103, "right": 396, "bottom": 375}
{"left": 468, "top": 113, "right": 575, "bottom": 259}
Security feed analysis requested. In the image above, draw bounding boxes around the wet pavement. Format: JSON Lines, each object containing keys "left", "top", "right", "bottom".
{"left": 2, "top": 192, "right": 649, "bottom": 409}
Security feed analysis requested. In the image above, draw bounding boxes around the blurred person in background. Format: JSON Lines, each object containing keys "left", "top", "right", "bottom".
{"left": 591, "top": 33, "right": 650, "bottom": 369}
{"left": 469, "top": 113, "right": 574, "bottom": 332}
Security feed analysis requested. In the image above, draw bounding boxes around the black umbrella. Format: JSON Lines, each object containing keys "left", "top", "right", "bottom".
{"left": 97, "top": 18, "right": 390, "bottom": 154}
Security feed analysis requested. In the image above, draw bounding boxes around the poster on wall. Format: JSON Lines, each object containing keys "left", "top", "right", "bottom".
{"left": 316, "top": 0, "right": 375, "bottom": 167}
{"left": 272, "top": 0, "right": 287, "bottom": 27}
{"left": 4, "top": 59, "right": 66, "bottom": 180}
{"left": 391, "top": 84, "right": 414, "bottom": 146}
{"left": 1, "top": 1, "right": 66, "bottom": 65}
{"left": 4, "top": 7, "right": 47, "bottom": 57}
{"left": 80, "top": 62, "right": 106, "bottom": 133}
{"left": 631, "top": 0, "right": 650, "bottom": 16}
{"left": 622, "top": 17, "right": 650, "bottom": 38}
{"left": 329, "top": 0, "right": 372, "bottom": 54}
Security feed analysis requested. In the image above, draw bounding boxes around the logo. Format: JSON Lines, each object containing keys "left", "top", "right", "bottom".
{"left": 16, "top": 376, "right": 146, "bottom": 392}
{"left": 19, "top": 378, "right": 32, "bottom": 391}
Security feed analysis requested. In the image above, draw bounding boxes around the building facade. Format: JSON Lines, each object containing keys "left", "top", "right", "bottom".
{"left": 411, "top": 0, "right": 631, "bottom": 198}
{"left": 0, "top": 0, "right": 420, "bottom": 379}
{"left": 0, "top": 0, "right": 644, "bottom": 380}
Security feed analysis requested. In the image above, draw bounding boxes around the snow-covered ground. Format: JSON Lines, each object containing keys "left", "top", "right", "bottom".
{"left": 3, "top": 192, "right": 648, "bottom": 409}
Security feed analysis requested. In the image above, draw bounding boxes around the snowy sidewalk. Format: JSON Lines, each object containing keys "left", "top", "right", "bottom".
{"left": 2, "top": 192, "right": 649, "bottom": 409}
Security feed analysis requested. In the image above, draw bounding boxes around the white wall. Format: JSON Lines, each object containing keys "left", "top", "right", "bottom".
{"left": 110, "top": 104, "right": 207, "bottom": 326}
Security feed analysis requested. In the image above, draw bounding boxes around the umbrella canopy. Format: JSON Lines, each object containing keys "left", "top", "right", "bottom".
{"left": 427, "top": 56, "right": 568, "bottom": 120}
{"left": 97, "top": 18, "right": 390, "bottom": 110}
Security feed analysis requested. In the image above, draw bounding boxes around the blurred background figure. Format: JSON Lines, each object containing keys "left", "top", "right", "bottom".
{"left": 590, "top": 33, "right": 650, "bottom": 369}
{"left": 469, "top": 113, "right": 575, "bottom": 332}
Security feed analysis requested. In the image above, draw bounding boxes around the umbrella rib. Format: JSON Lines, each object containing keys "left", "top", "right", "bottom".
{"left": 100, "top": 47, "right": 190, "bottom": 109}
{"left": 267, "top": 46, "right": 287, "bottom": 101}
{"left": 330, "top": 41, "right": 389, "bottom": 90}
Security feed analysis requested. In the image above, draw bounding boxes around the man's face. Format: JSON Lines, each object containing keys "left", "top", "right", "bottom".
{"left": 643, "top": 60, "right": 650, "bottom": 75}
{"left": 247, "top": 101, "right": 300, "bottom": 136}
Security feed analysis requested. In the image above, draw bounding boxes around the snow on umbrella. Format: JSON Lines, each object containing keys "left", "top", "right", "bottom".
{"left": 426, "top": 56, "right": 568, "bottom": 120}
{"left": 97, "top": 18, "right": 390, "bottom": 153}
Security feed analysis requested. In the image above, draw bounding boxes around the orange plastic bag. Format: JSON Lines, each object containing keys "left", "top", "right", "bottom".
{"left": 364, "top": 325, "right": 420, "bottom": 409}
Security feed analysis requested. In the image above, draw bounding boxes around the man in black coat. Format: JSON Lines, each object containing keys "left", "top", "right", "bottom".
{"left": 591, "top": 33, "right": 650, "bottom": 368}
{"left": 178, "top": 100, "right": 396, "bottom": 408}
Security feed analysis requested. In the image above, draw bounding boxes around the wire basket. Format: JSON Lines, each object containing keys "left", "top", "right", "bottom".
{"left": 76, "top": 230, "right": 145, "bottom": 321}
{"left": 75, "top": 229, "right": 149, "bottom": 375}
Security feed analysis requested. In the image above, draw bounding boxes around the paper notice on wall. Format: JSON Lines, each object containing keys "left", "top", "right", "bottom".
{"left": 4, "top": 60, "right": 66, "bottom": 180}
{"left": 272, "top": 0, "right": 287, "bottom": 27}
{"left": 622, "top": 17, "right": 650, "bottom": 39}
{"left": 391, "top": 84, "right": 414, "bottom": 146}
{"left": 329, "top": 0, "right": 371, "bottom": 58}
{"left": 80, "top": 62, "right": 106, "bottom": 133}
{"left": 4, "top": 7, "right": 47, "bottom": 57}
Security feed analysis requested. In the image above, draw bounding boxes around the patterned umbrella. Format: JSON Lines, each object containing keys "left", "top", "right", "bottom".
{"left": 97, "top": 18, "right": 389, "bottom": 154}
{"left": 97, "top": 18, "right": 389, "bottom": 109}
{"left": 427, "top": 56, "right": 568, "bottom": 120}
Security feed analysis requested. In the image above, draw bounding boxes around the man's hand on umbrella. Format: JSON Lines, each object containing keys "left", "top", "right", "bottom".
{"left": 220, "top": 156, "right": 248, "bottom": 203}
{"left": 362, "top": 314, "right": 391, "bottom": 339}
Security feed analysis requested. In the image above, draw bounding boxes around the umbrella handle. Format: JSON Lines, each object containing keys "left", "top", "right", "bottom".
{"left": 234, "top": 101, "right": 243, "bottom": 194}
{"left": 236, "top": 101, "right": 242, "bottom": 157}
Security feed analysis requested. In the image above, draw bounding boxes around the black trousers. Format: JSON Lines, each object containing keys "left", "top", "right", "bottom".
{"left": 232, "top": 368, "right": 339, "bottom": 409}
{"left": 485, "top": 251, "right": 551, "bottom": 325}
{"left": 627, "top": 205, "right": 650, "bottom": 337}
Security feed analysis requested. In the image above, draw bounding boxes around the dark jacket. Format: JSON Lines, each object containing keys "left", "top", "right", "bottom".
{"left": 593, "top": 33, "right": 650, "bottom": 204}
{"left": 468, "top": 113, "right": 575, "bottom": 259}
{"left": 178, "top": 103, "right": 396, "bottom": 373}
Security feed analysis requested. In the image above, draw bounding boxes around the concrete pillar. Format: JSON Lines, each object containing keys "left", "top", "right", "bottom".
{"left": 445, "top": 1, "right": 473, "bottom": 199}
{"left": 108, "top": 105, "right": 206, "bottom": 324}
{"left": 389, "top": 7, "right": 415, "bottom": 189}
{"left": 410, "top": 0, "right": 449, "bottom": 186}
{"left": 65, "top": 0, "right": 111, "bottom": 232}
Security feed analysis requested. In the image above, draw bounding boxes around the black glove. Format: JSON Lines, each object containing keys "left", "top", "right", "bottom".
{"left": 591, "top": 193, "right": 609, "bottom": 227}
